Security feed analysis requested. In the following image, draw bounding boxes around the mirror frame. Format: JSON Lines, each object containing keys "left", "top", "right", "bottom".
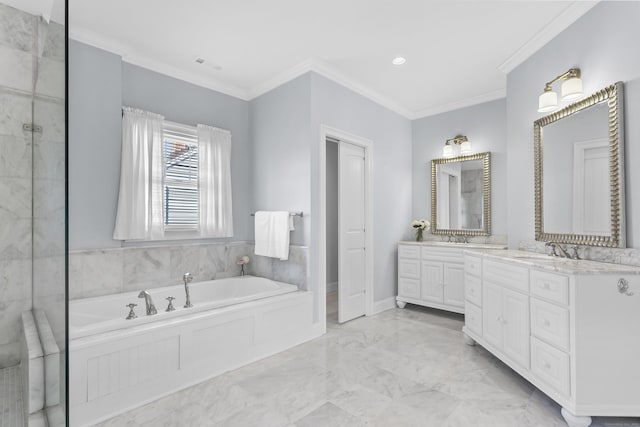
{"left": 534, "top": 81, "right": 625, "bottom": 248}
{"left": 431, "top": 152, "right": 491, "bottom": 236}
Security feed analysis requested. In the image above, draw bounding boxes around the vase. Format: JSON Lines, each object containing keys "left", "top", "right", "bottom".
{"left": 415, "top": 229, "right": 424, "bottom": 242}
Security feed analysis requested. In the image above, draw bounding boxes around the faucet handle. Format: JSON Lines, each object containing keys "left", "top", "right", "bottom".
{"left": 183, "top": 273, "right": 193, "bottom": 284}
{"left": 165, "top": 296, "right": 176, "bottom": 312}
{"left": 126, "top": 303, "right": 138, "bottom": 320}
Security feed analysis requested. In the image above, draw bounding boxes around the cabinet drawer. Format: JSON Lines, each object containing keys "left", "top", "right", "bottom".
{"left": 465, "top": 274, "right": 482, "bottom": 307}
{"left": 531, "top": 298, "right": 569, "bottom": 351}
{"left": 399, "top": 259, "right": 420, "bottom": 279}
{"left": 465, "top": 301, "right": 482, "bottom": 336}
{"left": 422, "top": 247, "right": 462, "bottom": 263}
{"left": 398, "top": 277, "right": 420, "bottom": 299}
{"left": 464, "top": 254, "right": 482, "bottom": 277}
{"left": 530, "top": 270, "right": 569, "bottom": 305}
{"left": 398, "top": 245, "right": 420, "bottom": 259}
{"left": 484, "top": 259, "right": 529, "bottom": 293}
{"left": 531, "top": 337, "right": 570, "bottom": 397}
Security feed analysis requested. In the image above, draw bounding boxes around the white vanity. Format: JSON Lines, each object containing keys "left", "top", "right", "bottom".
{"left": 396, "top": 241, "right": 506, "bottom": 313}
{"left": 463, "top": 250, "right": 640, "bottom": 427}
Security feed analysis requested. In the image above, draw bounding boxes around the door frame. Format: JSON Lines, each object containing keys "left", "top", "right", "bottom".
{"left": 318, "top": 124, "right": 374, "bottom": 329}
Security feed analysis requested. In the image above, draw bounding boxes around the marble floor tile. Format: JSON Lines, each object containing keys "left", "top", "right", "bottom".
{"left": 96, "top": 304, "right": 640, "bottom": 427}
{"left": 0, "top": 366, "right": 24, "bottom": 427}
{"left": 295, "top": 402, "right": 364, "bottom": 427}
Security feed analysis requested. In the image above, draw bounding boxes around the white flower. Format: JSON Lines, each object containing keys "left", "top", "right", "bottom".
{"left": 236, "top": 255, "right": 250, "bottom": 265}
{"left": 411, "top": 219, "right": 431, "bottom": 231}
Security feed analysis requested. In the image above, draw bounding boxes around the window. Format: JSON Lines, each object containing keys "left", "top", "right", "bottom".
{"left": 163, "top": 122, "right": 199, "bottom": 230}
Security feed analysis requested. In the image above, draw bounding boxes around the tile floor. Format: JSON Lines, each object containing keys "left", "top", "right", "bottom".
{"left": 0, "top": 366, "right": 24, "bottom": 427}
{"left": 97, "top": 300, "right": 640, "bottom": 427}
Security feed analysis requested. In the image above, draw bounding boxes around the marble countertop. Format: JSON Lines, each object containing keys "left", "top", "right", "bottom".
{"left": 399, "top": 241, "right": 507, "bottom": 250}
{"left": 464, "top": 249, "right": 640, "bottom": 275}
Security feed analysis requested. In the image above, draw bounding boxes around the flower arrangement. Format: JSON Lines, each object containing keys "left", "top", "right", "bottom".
{"left": 411, "top": 219, "right": 430, "bottom": 242}
{"left": 237, "top": 256, "right": 250, "bottom": 276}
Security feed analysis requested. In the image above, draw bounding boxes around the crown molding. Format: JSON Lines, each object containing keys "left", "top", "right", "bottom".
{"left": 248, "top": 57, "right": 414, "bottom": 119}
{"left": 69, "top": 28, "right": 249, "bottom": 101}
{"left": 412, "top": 89, "right": 506, "bottom": 120}
{"left": 498, "top": 1, "right": 599, "bottom": 74}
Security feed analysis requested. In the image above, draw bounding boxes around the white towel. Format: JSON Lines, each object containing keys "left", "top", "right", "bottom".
{"left": 254, "top": 211, "right": 291, "bottom": 260}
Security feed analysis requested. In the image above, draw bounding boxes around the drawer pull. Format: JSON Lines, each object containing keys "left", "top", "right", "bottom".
{"left": 543, "top": 360, "right": 551, "bottom": 369}
{"left": 542, "top": 319, "right": 551, "bottom": 327}
{"left": 542, "top": 282, "right": 551, "bottom": 290}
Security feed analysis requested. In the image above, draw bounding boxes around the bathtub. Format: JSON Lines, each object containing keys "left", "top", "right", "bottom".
{"left": 69, "top": 276, "right": 318, "bottom": 427}
{"left": 70, "top": 275, "right": 298, "bottom": 339}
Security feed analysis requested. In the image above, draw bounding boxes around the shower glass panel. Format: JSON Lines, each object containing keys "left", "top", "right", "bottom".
{"left": 0, "top": 1, "right": 66, "bottom": 426}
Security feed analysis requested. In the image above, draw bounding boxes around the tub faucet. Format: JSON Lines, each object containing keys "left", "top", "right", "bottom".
{"left": 183, "top": 273, "right": 193, "bottom": 308}
{"left": 137, "top": 290, "right": 157, "bottom": 315}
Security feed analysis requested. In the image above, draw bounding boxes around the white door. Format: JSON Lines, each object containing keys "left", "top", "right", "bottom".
{"left": 443, "top": 263, "right": 465, "bottom": 308}
{"left": 421, "top": 261, "right": 443, "bottom": 303}
{"left": 483, "top": 281, "right": 504, "bottom": 349}
{"left": 338, "top": 142, "right": 367, "bottom": 323}
{"left": 503, "top": 288, "right": 530, "bottom": 368}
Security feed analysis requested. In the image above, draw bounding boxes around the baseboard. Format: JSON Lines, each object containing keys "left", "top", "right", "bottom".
{"left": 371, "top": 296, "right": 396, "bottom": 315}
{"left": 326, "top": 281, "right": 338, "bottom": 293}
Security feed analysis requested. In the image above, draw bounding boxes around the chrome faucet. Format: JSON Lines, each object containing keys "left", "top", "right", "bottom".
{"left": 183, "top": 273, "right": 193, "bottom": 308}
{"left": 546, "top": 242, "right": 571, "bottom": 258}
{"left": 137, "top": 290, "right": 157, "bottom": 315}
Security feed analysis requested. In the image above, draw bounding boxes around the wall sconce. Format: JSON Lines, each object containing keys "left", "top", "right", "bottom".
{"left": 443, "top": 135, "right": 471, "bottom": 158}
{"left": 538, "top": 68, "right": 583, "bottom": 113}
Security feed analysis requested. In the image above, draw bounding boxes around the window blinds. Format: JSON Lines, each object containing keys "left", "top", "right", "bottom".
{"left": 163, "top": 123, "right": 198, "bottom": 229}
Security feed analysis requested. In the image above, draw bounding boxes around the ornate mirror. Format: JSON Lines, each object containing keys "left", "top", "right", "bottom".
{"left": 534, "top": 82, "right": 625, "bottom": 247}
{"left": 431, "top": 152, "right": 491, "bottom": 236}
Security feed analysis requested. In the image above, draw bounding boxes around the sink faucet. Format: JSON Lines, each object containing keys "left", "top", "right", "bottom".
{"left": 137, "top": 290, "right": 157, "bottom": 315}
{"left": 546, "top": 242, "right": 571, "bottom": 258}
{"left": 183, "top": 273, "right": 193, "bottom": 308}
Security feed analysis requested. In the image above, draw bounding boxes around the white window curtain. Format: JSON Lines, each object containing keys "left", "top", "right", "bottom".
{"left": 197, "top": 124, "right": 233, "bottom": 237}
{"left": 113, "top": 107, "right": 165, "bottom": 240}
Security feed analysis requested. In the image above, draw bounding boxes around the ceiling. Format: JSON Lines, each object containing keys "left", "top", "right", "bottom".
{"left": 68, "top": 0, "right": 597, "bottom": 119}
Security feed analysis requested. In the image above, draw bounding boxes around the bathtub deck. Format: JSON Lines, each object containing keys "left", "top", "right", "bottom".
{"left": 0, "top": 366, "right": 24, "bottom": 427}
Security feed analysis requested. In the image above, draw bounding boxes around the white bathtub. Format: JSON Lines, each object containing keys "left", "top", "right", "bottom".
{"left": 69, "top": 275, "right": 318, "bottom": 426}
{"left": 70, "top": 275, "right": 298, "bottom": 339}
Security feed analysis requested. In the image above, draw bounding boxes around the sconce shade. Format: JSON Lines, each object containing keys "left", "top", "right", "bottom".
{"left": 561, "top": 77, "right": 583, "bottom": 101}
{"left": 460, "top": 140, "right": 472, "bottom": 155}
{"left": 538, "top": 90, "right": 558, "bottom": 113}
{"left": 442, "top": 144, "right": 454, "bottom": 158}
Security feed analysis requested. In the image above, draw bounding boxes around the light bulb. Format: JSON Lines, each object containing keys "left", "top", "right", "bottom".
{"left": 538, "top": 90, "right": 558, "bottom": 113}
{"left": 561, "top": 77, "right": 583, "bottom": 101}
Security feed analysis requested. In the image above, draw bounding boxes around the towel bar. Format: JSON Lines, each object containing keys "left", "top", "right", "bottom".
{"left": 250, "top": 212, "right": 303, "bottom": 217}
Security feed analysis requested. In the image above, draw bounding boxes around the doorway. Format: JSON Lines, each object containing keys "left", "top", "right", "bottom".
{"left": 319, "top": 125, "right": 373, "bottom": 327}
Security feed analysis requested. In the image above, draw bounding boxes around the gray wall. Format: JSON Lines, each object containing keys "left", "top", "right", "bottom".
{"left": 249, "top": 74, "right": 311, "bottom": 246}
{"left": 69, "top": 40, "right": 122, "bottom": 249}
{"left": 326, "top": 142, "right": 338, "bottom": 288}
{"left": 412, "top": 99, "right": 507, "bottom": 238}
{"left": 507, "top": 1, "right": 640, "bottom": 248}
{"left": 69, "top": 41, "right": 252, "bottom": 250}
{"left": 310, "top": 72, "right": 413, "bottom": 303}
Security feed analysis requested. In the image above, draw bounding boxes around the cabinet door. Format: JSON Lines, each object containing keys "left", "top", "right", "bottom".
{"left": 443, "top": 263, "right": 465, "bottom": 309}
{"left": 503, "top": 288, "right": 530, "bottom": 368}
{"left": 421, "top": 261, "right": 443, "bottom": 303}
{"left": 483, "top": 281, "right": 503, "bottom": 350}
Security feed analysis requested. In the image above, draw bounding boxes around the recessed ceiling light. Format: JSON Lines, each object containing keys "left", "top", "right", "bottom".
{"left": 392, "top": 57, "right": 406, "bottom": 65}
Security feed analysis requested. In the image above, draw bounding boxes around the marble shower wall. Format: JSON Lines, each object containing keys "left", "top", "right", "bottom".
{"left": 69, "top": 242, "right": 309, "bottom": 300}
{"left": 0, "top": 3, "right": 37, "bottom": 368}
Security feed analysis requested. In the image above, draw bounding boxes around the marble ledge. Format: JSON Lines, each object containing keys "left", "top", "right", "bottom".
{"left": 399, "top": 241, "right": 507, "bottom": 250}
{"left": 465, "top": 249, "right": 640, "bottom": 275}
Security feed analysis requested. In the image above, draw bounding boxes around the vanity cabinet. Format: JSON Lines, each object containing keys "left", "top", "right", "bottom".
{"left": 397, "top": 242, "right": 505, "bottom": 313}
{"left": 463, "top": 251, "right": 640, "bottom": 427}
{"left": 397, "top": 243, "right": 465, "bottom": 313}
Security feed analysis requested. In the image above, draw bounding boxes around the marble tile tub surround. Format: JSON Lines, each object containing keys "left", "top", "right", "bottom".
{"left": 519, "top": 240, "right": 640, "bottom": 267}
{"left": 96, "top": 305, "right": 640, "bottom": 427}
{"left": 69, "top": 242, "right": 309, "bottom": 300}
